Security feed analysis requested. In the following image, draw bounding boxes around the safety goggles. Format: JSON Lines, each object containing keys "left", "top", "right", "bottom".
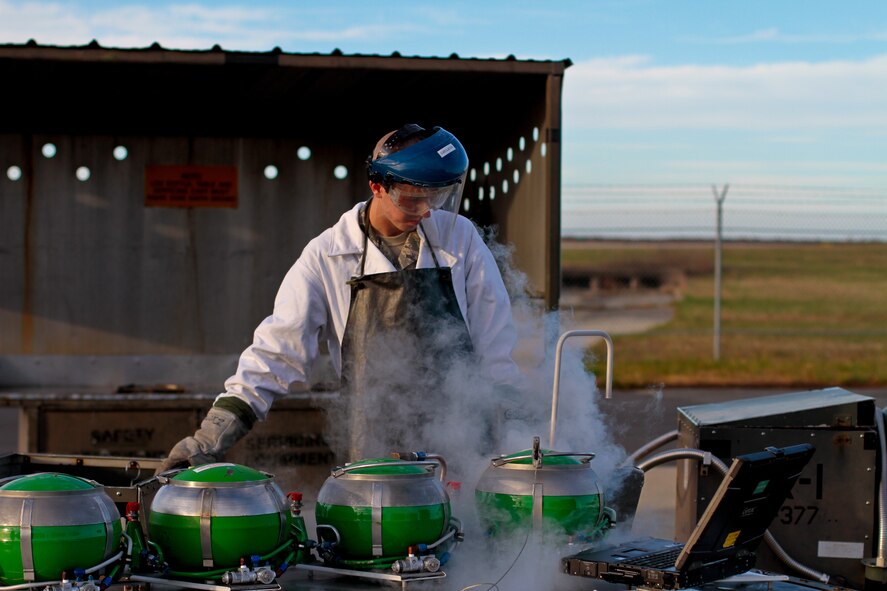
{"left": 387, "top": 181, "right": 463, "bottom": 216}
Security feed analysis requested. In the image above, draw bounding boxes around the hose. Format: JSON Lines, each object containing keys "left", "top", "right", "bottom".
{"left": 166, "top": 562, "right": 265, "bottom": 580}
{"left": 0, "top": 582, "right": 65, "bottom": 590}
{"left": 165, "top": 567, "right": 234, "bottom": 579}
{"left": 276, "top": 550, "right": 297, "bottom": 574}
{"left": 337, "top": 556, "right": 399, "bottom": 569}
{"left": 102, "top": 564, "right": 121, "bottom": 590}
{"left": 635, "top": 447, "right": 728, "bottom": 474}
{"left": 146, "top": 540, "right": 166, "bottom": 565}
{"left": 83, "top": 532, "right": 131, "bottom": 576}
{"left": 625, "top": 430, "right": 679, "bottom": 465}
{"left": 0, "top": 542, "right": 127, "bottom": 590}
{"left": 166, "top": 539, "right": 296, "bottom": 579}
{"left": 256, "top": 539, "right": 296, "bottom": 562}
{"left": 0, "top": 550, "right": 125, "bottom": 591}
{"left": 764, "top": 530, "right": 829, "bottom": 583}
{"left": 83, "top": 550, "right": 124, "bottom": 576}
{"left": 423, "top": 519, "right": 463, "bottom": 551}
{"left": 634, "top": 447, "right": 830, "bottom": 583}
{"left": 875, "top": 407, "right": 887, "bottom": 567}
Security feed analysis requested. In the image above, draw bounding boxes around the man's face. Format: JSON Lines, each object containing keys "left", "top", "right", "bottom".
{"left": 387, "top": 183, "right": 448, "bottom": 216}
{"left": 368, "top": 181, "right": 431, "bottom": 236}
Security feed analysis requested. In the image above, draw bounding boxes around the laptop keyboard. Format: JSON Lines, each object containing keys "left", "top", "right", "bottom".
{"left": 623, "top": 546, "right": 681, "bottom": 569}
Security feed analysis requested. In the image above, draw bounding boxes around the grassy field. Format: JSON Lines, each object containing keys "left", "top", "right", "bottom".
{"left": 562, "top": 241, "right": 887, "bottom": 388}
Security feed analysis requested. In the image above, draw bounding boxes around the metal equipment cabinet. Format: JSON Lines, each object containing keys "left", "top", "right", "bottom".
{"left": 677, "top": 387, "right": 878, "bottom": 589}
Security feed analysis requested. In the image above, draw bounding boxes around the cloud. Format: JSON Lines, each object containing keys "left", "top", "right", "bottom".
{"left": 291, "top": 23, "right": 422, "bottom": 43}
{"left": 685, "top": 27, "right": 887, "bottom": 45}
{"left": 0, "top": 0, "right": 92, "bottom": 45}
{"left": 0, "top": 0, "right": 280, "bottom": 48}
{"left": 563, "top": 54, "right": 887, "bottom": 131}
{"left": 0, "top": 1, "right": 409, "bottom": 50}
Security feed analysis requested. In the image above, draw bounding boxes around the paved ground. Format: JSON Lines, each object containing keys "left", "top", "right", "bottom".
{"left": 560, "top": 288, "right": 675, "bottom": 335}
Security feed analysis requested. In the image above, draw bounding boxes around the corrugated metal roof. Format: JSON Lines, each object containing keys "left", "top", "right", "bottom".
{"left": 0, "top": 40, "right": 572, "bottom": 73}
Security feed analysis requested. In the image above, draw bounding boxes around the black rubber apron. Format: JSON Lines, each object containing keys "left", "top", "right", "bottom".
{"left": 339, "top": 211, "right": 474, "bottom": 461}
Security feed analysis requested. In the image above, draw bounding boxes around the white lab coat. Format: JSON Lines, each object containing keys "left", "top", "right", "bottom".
{"left": 220, "top": 201, "right": 521, "bottom": 421}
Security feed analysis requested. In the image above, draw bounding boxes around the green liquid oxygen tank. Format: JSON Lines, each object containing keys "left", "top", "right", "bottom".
{"left": 314, "top": 456, "right": 453, "bottom": 563}
{"left": 0, "top": 473, "right": 122, "bottom": 584}
{"left": 148, "top": 463, "right": 291, "bottom": 571}
{"left": 475, "top": 438, "right": 614, "bottom": 539}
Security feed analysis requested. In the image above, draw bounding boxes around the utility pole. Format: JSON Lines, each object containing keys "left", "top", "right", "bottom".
{"left": 712, "top": 184, "right": 729, "bottom": 361}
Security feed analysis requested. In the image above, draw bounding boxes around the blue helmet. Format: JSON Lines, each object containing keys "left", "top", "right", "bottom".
{"left": 366, "top": 125, "right": 468, "bottom": 189}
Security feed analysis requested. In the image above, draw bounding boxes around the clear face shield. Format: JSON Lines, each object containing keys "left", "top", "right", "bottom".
{"left": 385, "top": 172, "right": 466, "bottom": 252}
{"left": 386, "top": 173, "right": 466, "bottom": 217}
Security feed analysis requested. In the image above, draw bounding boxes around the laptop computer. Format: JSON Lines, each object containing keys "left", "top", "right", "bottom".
{"left": 562, "top": 443, "right": 815, "bottom": 590}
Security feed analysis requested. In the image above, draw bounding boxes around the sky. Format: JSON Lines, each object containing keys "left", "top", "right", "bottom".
{"left": 2, "top": 0, "right": 886, "bottom": 238}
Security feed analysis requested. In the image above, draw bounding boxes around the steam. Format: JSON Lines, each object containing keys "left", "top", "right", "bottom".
{"left": 319, "top": 224, "right": 635, "bottom": 589}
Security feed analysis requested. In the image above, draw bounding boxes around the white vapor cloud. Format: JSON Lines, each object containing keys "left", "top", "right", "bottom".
{"left": 564, "top": 54, "right": 887, "bottom": 131}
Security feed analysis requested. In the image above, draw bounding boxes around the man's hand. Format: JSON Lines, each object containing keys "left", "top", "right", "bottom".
{"left": 156, "top": 407, "right": 250, "bottom": 474}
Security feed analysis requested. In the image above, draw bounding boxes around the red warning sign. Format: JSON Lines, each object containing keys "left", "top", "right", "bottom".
{"left": 145, "top": 165, "right": 238, "bottom": 208}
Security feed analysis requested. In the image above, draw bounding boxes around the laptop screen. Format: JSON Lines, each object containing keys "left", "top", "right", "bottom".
{"left": 676, "top": 443, "right": 815, "bottom": 570}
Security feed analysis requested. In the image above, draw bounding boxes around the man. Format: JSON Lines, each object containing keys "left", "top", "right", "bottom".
{"left": 158, "top": 124, "right": 521, "bottom": 472}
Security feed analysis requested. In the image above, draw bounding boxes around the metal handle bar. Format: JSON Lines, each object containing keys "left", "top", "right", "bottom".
{"left": 331, "top": 460, "right": 442, "bottom": 479}
{"left": 491, "top": 451, "right": 596, "bottom": 467}
{"left": 549, "top": 329, "right": 614, "bottom": 447}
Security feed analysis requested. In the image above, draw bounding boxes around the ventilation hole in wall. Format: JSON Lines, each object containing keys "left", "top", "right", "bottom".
{"left": 6, "top": 166, "right": 23, "bottom": 181}
{"left": 519, "top": 136, "right": 526, "bottom": 151}
{"left": 113, "top": 146, "right": 128, "bottom": 161}
{"left": 264, "top": 165, "right": 279, "bottom": 180}
{"left": 297, "top": 146, "right": 312, "bottom": 161}
{"left": 75, "top": 166, "right": 91, "bottom": 182}
{"left": 41, "top": 143, "right": 57, "bottom": 158}
{"left": 333, "top": 165, "right": 348, "bottom": 180}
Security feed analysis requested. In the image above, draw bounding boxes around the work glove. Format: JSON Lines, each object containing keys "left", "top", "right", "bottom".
{"left": 156, "top": 407, "right": 250, "bottom": 474}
